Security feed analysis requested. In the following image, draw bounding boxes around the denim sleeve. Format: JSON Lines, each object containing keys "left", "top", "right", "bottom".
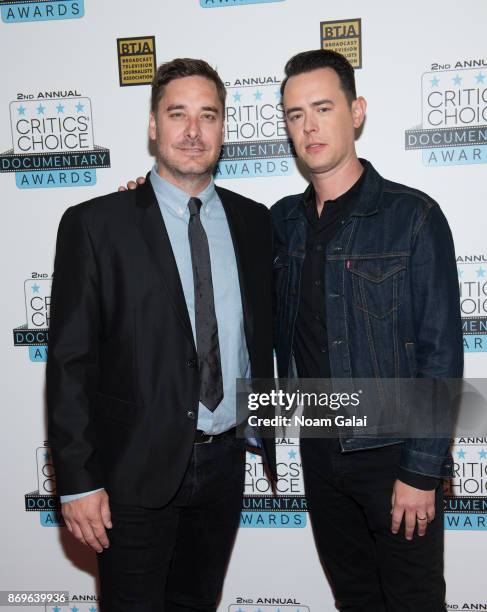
{"left": 401, "top": 203, "right": 463, "bottom": 479}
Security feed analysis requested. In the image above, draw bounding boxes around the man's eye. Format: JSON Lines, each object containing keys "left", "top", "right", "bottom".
{"left": 318, "top": 107, "right": 331, "bottom": 113}
{"left": 202, "top": 114, "right": 217, "bottom": 120}
{"left": 289, "top": 114, "right": 302, "bottom": 122}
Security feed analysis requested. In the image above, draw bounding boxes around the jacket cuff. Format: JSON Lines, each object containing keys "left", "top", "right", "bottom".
{"left": 397, "top": 467, "right": 439, "bottom": 491}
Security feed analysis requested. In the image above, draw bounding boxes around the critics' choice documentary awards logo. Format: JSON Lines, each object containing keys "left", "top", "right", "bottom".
{"left": 217, "top": 76, "right": 295, "bottom": 179}
{"left": 229, "top": 601, "right": 309, "bottom": 612}
{"left": 0, "top": 93, "right": 110, "bottom": 189}
{"left": 444, "top": 439, "right": 487, "bottom": 530}
{"left": 25, "top": 443, "right": 62, "bottom": 528}
{"left": 13, "top": 274, "right": 50, "bottom": 362}
{"left": 320, "top": 18, "right": 362, "bottom": 69}
{"left": 405, "top": 62, "right": 487, "bottom": 166}
{"left": 457, "top": 254, "right": 487, "bottom": 352}
{"left": 1, "top": 0, "right": 84, "bottom": 23}
{"left": 241, "top": 439, "right": 306, "bottom": 528}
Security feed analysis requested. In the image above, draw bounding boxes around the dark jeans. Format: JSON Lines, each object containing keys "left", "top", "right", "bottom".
{"left": 300, "top": 439, "right": 446, "bottom": 612}
{"left": 98, "top": 431, "right": 246, "bottom": 612}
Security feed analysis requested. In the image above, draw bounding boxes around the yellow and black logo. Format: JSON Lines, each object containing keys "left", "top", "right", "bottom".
{"left": 320, "top": 19, "right": 362, "bottom": 69}
{"left": 117, "top": 36, "right": 157, "bottom": 87}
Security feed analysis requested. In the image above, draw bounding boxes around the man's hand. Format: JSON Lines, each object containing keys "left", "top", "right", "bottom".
{"left": 390, "top": 479, "right": 436, "bottom": 540}
{"left": 117, "top": 176, "right": 146, "bottom": 192}
{"left": 62, "top": 489, "right": 112, "bottom": 553}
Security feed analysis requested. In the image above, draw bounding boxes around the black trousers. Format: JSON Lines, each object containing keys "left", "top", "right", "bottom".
{"left": 300, "top": 439, "right": 446, "bottom": 612}
{"left": 98, "top": 431, "right": 245, "bottom": 612}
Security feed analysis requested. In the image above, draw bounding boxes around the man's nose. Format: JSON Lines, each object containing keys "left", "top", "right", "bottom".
{"left": 303, "top": 114, "right": 317, "bottom": 135}
{"left": 185, "top": 116, "right": 201, "bottom": 139}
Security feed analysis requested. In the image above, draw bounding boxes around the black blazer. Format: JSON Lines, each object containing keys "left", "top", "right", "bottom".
{"left": 47, "top": 177, "right": 275, "bottom": 507}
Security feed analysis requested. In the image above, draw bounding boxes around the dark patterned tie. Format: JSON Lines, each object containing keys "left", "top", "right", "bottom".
{"left": 187, "top": 197, "right": 224, "bottom": 411}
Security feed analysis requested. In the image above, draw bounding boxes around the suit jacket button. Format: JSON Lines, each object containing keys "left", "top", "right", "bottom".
{"left": 186, "top": 359, "right": 196, "bottom": 368}
{"left": 187, "top": 410, "right": 196, "bottom": 420}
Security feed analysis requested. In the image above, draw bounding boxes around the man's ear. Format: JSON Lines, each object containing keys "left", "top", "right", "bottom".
{"left": 149, "top": 111, "right": 156, "bottom": 141}
{"left": 351, "top": 96, "right": 367, "bottom": 129}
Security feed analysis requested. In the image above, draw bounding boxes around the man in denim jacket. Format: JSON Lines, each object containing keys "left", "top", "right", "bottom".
{"left": 272, "top": 50, "right": 463, "bottom": 611}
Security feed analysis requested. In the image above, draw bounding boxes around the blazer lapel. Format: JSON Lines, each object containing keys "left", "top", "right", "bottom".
{"left": 135, "top": 177, "right": 195, "bottom": 348}
{"left": 216, "top": 186, "right": 254, "bottom": 347}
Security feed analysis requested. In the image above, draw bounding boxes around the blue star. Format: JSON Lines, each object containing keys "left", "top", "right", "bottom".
{"left": 236, "top": 609, "right": 245, "bottom": 612}
{"left": 453, "top": 75, "right": 462, "bottom": 86}
{"left": 89, "top": 608, "right": 97, "bottom": 612}
{"left": 475, "top": 72, "right": 485, "bottom": 84}
{"left": 44, "top": 451, "right": 50, "bottom": 460}
{"left": 274, "top": 89, "right": 282, "bottom": 99}
{"left": 17, "top": 105, "right": 26, "bottom": 115}
{"left": 476, "top": 267, "right": 485, "bottom": 278}
{"left": 75, "top": 102, "right": 85, "bottom": 113}
{"left": 71, "top": 607, "right": 79, "bottom": 612}
{"left": 31, "top": 283, "right": 40, "bottom": 293}
{"left": 56, "top": 103, "right": 65, "bottom": 113}
{"left": 53, "top": 607, "right": 61, "bottom": 612}
{"left": 457, "top": 268, "right": 463, "bottom": 278}
{"left": 36, "top": 104, "right": 45, "bottom": 114}
{"left": 457, "top": 449, "right": 466, "bottom": 459}
{"left": 288, "top": 450, "right": 297, "bottom": 459}
{"left": 248, "top": 452, "right": 256, "bottom": 460}
{"left": 430, "top": 76, "right": 440, "bottom": 87}
{"left": 480, "top": 449, "right": 487, "bottom": 459}
{"left": 233, "top": 91, "right": 242, "bottom": 103}
{"left": 254, "top": 90, "right": 263, "bottom": 101}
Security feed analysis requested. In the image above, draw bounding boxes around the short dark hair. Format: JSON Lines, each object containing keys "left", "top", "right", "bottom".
{"left": 280, "top": 49, "right": 356, "bottom": 103}
{"left": 151, "top": 58, "right": 226, "bottom": 113}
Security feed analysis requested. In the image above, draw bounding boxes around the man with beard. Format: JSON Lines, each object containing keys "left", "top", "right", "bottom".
{"left": 271, "top": 49, "right": 462, "bottom": 611}
{"left": 47, "top": 58, "right": 274, "bottom": 611}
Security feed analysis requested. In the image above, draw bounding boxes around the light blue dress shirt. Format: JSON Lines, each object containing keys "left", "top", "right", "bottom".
{"left": 61, "top": 168, "right": 250, "bottom": 503}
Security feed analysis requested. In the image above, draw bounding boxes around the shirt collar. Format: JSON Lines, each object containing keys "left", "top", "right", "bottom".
{"left": 149, "top": 165, "right": 217, "bottom": 218}
{"left": 302, "top": 160, "right": 368, "bottom": 214}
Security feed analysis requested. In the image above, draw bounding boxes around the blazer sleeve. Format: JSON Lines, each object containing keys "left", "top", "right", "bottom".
{"left": 46, "top": 205, "right": 104, "bottom": 496}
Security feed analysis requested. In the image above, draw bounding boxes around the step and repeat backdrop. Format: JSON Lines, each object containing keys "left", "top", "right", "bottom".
{"left": 1, "top": 0, "right": 486, "bottom": 610}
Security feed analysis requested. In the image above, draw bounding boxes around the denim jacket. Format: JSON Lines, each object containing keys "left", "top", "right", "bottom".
{"left": 271, "top": 160, "right": 463, "bottom": 478}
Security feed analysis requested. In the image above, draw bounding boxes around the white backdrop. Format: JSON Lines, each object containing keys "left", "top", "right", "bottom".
{"left": 1, "top": 1, "right": 486, "bottom": 610}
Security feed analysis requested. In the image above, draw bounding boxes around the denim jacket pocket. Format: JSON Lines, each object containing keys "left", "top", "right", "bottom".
{"left": 349, "top": 257, "right": 406, "bottom": 319}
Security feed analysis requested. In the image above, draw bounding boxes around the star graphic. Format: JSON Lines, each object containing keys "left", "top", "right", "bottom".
{"left": 71, "top": 607, "right": 79, "bottom": 612}
{"left": 254, "top": 90, "right": 263, "bottom": 101}
{"left": 475, "top": 72, "right": 485, "bottom": 84}
{"left": 430, "top": 76, "right": 440, "bottom": 87}
{"left": 457, "top": 449, "right": 466, "bottom": 459}
{"left": 56, "top": 103, "right": 65, "bottom": 113}
{"left": 44, "top": 451, "right": 50, "bottom": 460}
{"left": 457, "top": 268, "right": 463, "bottom": 278}
{"left": 88, "top": 608, "right": 97, "bottom": 612}
{"left": 453, "top": 75, "right": 462, "bottom": 86}
{"left": 75, "top": 102, "right": 85, "bottom": 113}
{"left": 476, "top": 267, "right": 485, "bottom": 278}
{"left": 248, "top": 452, "right": 257, "bottom": 460}
{"left": 274, "top": 89, "right": 282, "bottom": 99}
{"left": 236, "top": 608, "right": 245, "bottom": 612}
{"left": 288, "top": 449, "right": 297, "bottom": 459}
{"left": 31, "top": 283, "right": 40, "bottom": 293}
{"left": 36, "top": 104, "right": 46, "bottom": 114}
{"left": 233, "top": 91, "right": 242, "bottom": 102}
{"left": 53, "top": 607, "right": 61, "bottom": 612}
{"left": 17, "top": 105, "right": 26, "bottom": 115}
{"left": 479, "top": 449, "right": 487, "bottom": 459}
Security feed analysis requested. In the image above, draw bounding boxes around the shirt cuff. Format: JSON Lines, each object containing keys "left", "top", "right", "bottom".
{"left": 397, "top": 468, "right": 439, "bottom": 491}
{"left": 60, "top": 488, "right": 104, "bottom": 504}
